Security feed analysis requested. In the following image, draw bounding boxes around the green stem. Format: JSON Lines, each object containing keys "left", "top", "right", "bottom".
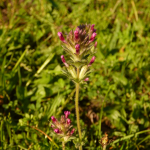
{"left": 75, "top": 68, "right": 82, "bottom": 150}
{"left": 103, "top": 145, "right": 106, "bottom": 150}
{"left": 1, "top": 120, "right": 3, "bottom": 150}
{"left": 62, "top": 141, "right": 65, "bottom": 150}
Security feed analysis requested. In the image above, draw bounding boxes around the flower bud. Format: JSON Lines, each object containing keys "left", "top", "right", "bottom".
{"left": 67, "top": 118, "right": 71, "bottom": 125}
{"left": 88, "top": 56, "right": 96, "bottom": 66}
{"left": 54, "top": 128, "right": 59, "bottom": 133}
{"left": 61, "top": 55, "right": 69, "bottom": 67}
{"left": 58, "top": 32, "right": 66, "bottom": 43}
{"left": 94, "top": 41, "right": 97, "bottom": 48}
{"left": 75, "top": 44, "right": 80, "bottom": 54}
{"left": 89, "top": 32, "right": 97, "bottom": 43}
{"left": 64, "top": 111, "right": 70, "bottom": 118}
{"left": 74, "top": 30, "right": 79, "bottom": 40}
{"left": 91, "top": 24, "right": 95, "bottom": 31}
{"left": 84, "top": 78, "right": 89, "bottom": 81}
{"left": 71, "top": 128, "right": 75, "bottom": 135}
{"left": 51, "top": 116, "right": 56, "bottom": 122}
{"left": 61, "top": 55, "right": 66, "bottom": 63}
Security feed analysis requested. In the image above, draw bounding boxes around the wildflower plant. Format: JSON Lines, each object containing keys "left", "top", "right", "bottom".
{"left": 57, "top": 24, "right": 97, "bottom": 150}
{"left": 58, "top": 24, "right": 97, "bottom": 84}
{"left": 51, "top": 111, "right": 75, "bottom": 149}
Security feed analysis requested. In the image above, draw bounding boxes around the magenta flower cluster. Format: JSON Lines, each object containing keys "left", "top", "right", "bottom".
{"left": 51, "top": 111, "right": 75, "bottom": 140}
{"left": 58, "top": 24, "right": 97, "bottom": 83}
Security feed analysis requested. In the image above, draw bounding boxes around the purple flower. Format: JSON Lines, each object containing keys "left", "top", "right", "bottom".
{"left": 64, "top": 111, "right": 70, "bottom": 118}
{"left": 74, "top": 30, "right": 79, "bottom": 40}
{"left": 51, "top": 111, "right": 75, "bottom": 139}
{"left": 54, "top": 128, "right": 59, "bottom": 133}
{"left": 91, "top": 24, "right": 95, "bottom": 31}
{"left": 89, "top": 32, "right": 97, "bottom": 43}
{"left": 75, "top": 44, "right": 80, "bottom": 54}
{"left": 61, "top": 55, "right": 69, "bottom": 67}
{"left": 91, "top": 24, "right": 96, "bottom": 32}
{"left": 51, "top": 116, "right": 56, "bottom": 122}
{"left": 84, "top": 78, "right": 89, "bottom": 81}
{"left": 61, "top": 55, "right": 66, "bottom": 63}
{"left": 58, "top": 32, "right": 66, "bottom": 43}
{"left": 94, "top": 41, "right": 97, "bottom": 48}
{"left": 88, "top": 56, "right": 96, "bottom": 66}
{"left": 71, "top": 128, "right": 75, "bottom": 135}
{"left": 66, "top": 118, "right": 71, "bottom": 124}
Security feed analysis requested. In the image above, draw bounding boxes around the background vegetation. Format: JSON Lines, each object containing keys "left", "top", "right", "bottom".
{"left": 0, "top": 0, "right": 150, "bottom": 149}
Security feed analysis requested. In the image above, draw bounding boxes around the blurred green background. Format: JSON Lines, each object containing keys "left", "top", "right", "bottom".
{"left": 0, "top": 0, "right": 150, "bottom": 149}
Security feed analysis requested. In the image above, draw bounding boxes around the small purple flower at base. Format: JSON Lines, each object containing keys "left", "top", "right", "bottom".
{"left": 71, "top": 128, "right": 75, "bottom": 135}
{"left": 75, "top": 44, "right": 80, "bottom": 54}
{"left": 74, "top": 30, "right": 79, "bottom": 40}
{"left": 58, "top": 32, "right": 66, "bottom": 43}
{"left": 64, "top": 111, "right": 70, "bottom": 118}
{"left": 51, "top": 116, "right": 56, "bottom": 122}
{"left": 89, "top": 32, "right": 97, "bottom": 43}
{"left": 51, "top": 111, "right": 75, "bottom": 141}
{"left": 84, "top": 78, "right": 89, "bottom": 81}
{"left": 94, "top": 41, "right": 97, "bottom": 48}
{"left": 54, "top": 128, "right": 59, "bottom": 133}
{"left": 88, "top": 56, "right": 96, "bottom": 66}
{"left": 61, "top": 55, "right": 69, "bottom": 67}
{"left": 66, "top": 118, "right": 71, "bottom": 125}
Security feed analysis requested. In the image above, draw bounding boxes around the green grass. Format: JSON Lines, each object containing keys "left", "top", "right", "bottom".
{"left": 0, "top": 0, "right": 150, "bottom": 149}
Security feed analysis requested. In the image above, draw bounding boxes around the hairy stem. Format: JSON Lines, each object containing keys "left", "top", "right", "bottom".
{"left": 103, "top": 145, "right": 106, "bottom": 150}
{"left": 62, "top": 141, "right": 65, "bottom": 150}
{"left": 75, "top": 68, "right": 82, "bottom": 150}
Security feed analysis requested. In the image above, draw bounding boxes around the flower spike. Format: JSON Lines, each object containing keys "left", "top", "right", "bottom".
{"left": 59, "top": 24, "right": 97, "bottom": 82}
{"left": 51, "top": 111, "right": 75, "bottom": 142}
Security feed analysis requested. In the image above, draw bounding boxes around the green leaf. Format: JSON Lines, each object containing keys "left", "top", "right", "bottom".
{"left": 112, "top": 72, "right": 128, "bottom": 85}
